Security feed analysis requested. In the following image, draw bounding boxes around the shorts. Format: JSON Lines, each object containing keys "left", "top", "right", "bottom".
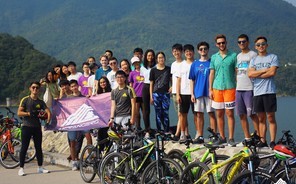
{"left": 179, "top": 95, "right": 194, "bottom": 113}
{"left": 212, "top": 88, "right": 236, "bottom": 109}
{"left": 194, "top": 96, "right": 214, "bottom": 113}
{"left": 115, "top": 116, "right": 135, "bottom": 130}
{"left": 136, "top": 97, "right": 143, "bottom": 103}
{"left": 253, "top": 94, "right": 277, "bottom": 113}
{"left": 68, "top": 131, "right": 77, "bottom": 141}
{"left": 235, "top": 90, "right": 256, "bottom": 116}
{"left": 172, "top": 94, "right": 180, "bottom": 112}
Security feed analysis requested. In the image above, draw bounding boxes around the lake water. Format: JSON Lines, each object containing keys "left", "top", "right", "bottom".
{"left": 1, "top": 97, "right": 295, "bottom": 142}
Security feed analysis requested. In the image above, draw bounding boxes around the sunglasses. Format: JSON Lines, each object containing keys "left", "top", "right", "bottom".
{"left": 238, "top": 40, "right": 247, "bottom": 44}
{"left": 31, "top": 86, "right": 40, "bottom": 90}
{"left": 255, "top": 42, "right": 267, "bottom": 47}
{"left": 217, "top": 42, "right": 225, "bottom": 45}
{"left": 109, "top": 62, "right": 117, "bottom": 65}
{"left": 199, "top": 47, "right": 208, "bottom": 51}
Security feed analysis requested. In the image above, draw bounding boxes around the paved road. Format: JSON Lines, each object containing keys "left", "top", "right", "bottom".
{"left": 0, "top": 161, "right": 101, "bottom": 184}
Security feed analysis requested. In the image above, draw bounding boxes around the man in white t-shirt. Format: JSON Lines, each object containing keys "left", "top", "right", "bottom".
{"left": 176, "top": 44, "right": 195, "bottom": 143}
{"left": 107, "top": 57, "right": 119, "bottom": 89}
{"left": 170, "top": 43, "right": 183, "bottom": 141}
{"left": 67, "top": 61, "right": 82, "bottom": 81}
{"left": 236, "top": 34, "right": 259, "bottom": 141}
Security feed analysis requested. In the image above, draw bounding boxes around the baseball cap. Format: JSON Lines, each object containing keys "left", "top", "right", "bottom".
{"left": 131, "top": 56, "right": 140, "bottom": 64}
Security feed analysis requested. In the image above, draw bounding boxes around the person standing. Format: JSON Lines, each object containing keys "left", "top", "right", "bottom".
{"left": 67, "top": 61, "right": 82, "bottom": 81}
{"left": 107, "top": 57, "right": 120, "bottom": 89}
{"left": 108, "top": 70, "right": 136, "bottom": 129}
{"left": 170, "top": 43, "right": 183, "bottom": 141}
{"left": 150, "top": 52, "right": 171, "bottom": 133}
{"left": 209, "top": 34, "right": 237, "bottom": 146}
{"left": 129, "top": 56, "right": 145, "bottom": 131}
{"left": 140, "top": 49, "right": 156, "bottom": 138}
{"left": 248, "top": 36, "right": 279, "bottom": 149}
{"left": 95, "top": 55, "right": 111, "bottom": 93}
{"left": 189, "top": 42, "right": 217, "bottom": 144}
{"left": 78, "top": 62, "right": 91, "bottom": 96}
{"left": 176, "top": 44, "right": 195, "bottom": 143}
{"left": 236, "top": 34, "right": 259, "bottom": 141}
{"left": 17, "top": 81, "right": 51, "bottom": 176}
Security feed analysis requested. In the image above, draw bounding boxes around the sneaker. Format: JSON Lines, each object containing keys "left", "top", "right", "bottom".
{"left": 144, "top": 132, "right": 150, "bottom": 139}
{"left": 193, "top": 136, "right": 204, "bottom": 144}
{"left": 72, "top": 161, "right": 78, "bottom": 171}
{"left": 37, "top": 167, "right": 50, "bottom": 174}
{"left": 186, "top": 135, "right": 192, "bottom": 140}
{"left": 213, "top": 137, "right": 227, "bottom": 146}
{"left": 228, "top": 139, "right": 236, "bottom": 147}
{"left": 269, "top": 141, "right": 276, "bottom": 149}
{"left": 257, "top": 140, "right": 268, "bottom": 148}
{"left": 171, "top": 135, "right": 179, "bottom": 142}
{"left": 18, "top": 168, "right": 25, "bottom": 176}
{"left": 179, "top": 136, "right": 186, "bottom": 144}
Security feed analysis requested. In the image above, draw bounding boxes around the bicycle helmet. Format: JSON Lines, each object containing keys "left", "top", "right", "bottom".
{"left": 38, "top": 110, "right": 48, "bottom": 120}
{"left": 107, "top": 127, "right": 121, "bottom": 141}
{"left": 274, "top": 144, "right": 296, "bottom": 160}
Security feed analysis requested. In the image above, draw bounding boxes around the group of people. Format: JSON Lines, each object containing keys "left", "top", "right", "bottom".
{"left": 16, "top": 33, "right": 279, "bottom": 175}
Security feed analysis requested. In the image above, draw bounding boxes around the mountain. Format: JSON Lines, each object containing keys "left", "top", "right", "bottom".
{"left": 0, "top": 0, "right": 295, "bottom": 64}
{"left": 0, "top": 0, "right": 295, "bottom": 99}
{"left": 0, "top": 33, "right": 61, "bottom": 103}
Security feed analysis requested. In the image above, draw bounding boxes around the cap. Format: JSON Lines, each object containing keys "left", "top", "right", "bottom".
{"left": 131, "top": 56, "right": 140, "bottom": 64}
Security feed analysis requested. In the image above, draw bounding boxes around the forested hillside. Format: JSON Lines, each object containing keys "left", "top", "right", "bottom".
{"left": 0, "top": 0, "right": 295, "bottom": 64}
{"left": 0, "top": 34, "right": 61, "bottom": 104}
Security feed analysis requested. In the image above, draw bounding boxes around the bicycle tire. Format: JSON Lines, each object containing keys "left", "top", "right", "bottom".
{"left": 179, "top": 160, "right": 214, "bottom": 184}
{"left": 231, "top": 170, "right": 278, "bottom": 184}
{"left": 140, "top": 157, "right": 183, "bottom": 184}
{"left": 79, "top": 144, "right": 97, "bottom": 183}
{"left": 274, "top": 165, "right": 296, "bottom": 184}
{"left": 100, "top": 152, "right": 127, "bottom": 184}
{"left": 0, "top": 138, "right": 21, "bottom": 169}
{"left": 167, "top": 149, "right": 189, "bottom": 168}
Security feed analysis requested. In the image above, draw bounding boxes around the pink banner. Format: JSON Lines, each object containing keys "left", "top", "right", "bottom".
{"left": 50, "top": 93, "right": 111, "bottom": 131}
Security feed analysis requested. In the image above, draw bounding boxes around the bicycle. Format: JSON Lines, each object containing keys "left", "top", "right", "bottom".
{"left": 168, "top": 127, "right": 229, "bottom": 169}
{"left": 140, "top": 132, "right": 183, "bottom": 183}
{"left": 5, "top": 107, "right": 36, "bottom": 162}
{"left": 0, "top": 107, "right": 36, "bottom": 169}
{"left": 179, "top": 131, "right": 277, "bottom": 184}
{"left": 79, "top": 124, "right": 126, "bottom": 183}
{"left": 0, "top": 111, "right": 22, "bottom": 169}
{"left": 101, "top": 131, "right": 182, "bottom": 184}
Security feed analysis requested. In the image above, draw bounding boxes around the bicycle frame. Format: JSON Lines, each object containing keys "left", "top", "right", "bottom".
{"left": 112, "top": 140, "right": 155, "bottom": 180}
{"left": 195, "top": 147, "right": 251, "bottom": 184}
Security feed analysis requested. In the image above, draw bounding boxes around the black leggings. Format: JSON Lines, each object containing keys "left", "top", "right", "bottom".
{"left": 20, "top": 126, "right": 43, "bottom": 167}
{"left": 142, "top": 83, "right": 151, "bottom": 131}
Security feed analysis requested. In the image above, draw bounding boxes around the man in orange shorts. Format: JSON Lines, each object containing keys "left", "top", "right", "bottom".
{"left": 209, "top": 34, "right": 237, "bottom": 146}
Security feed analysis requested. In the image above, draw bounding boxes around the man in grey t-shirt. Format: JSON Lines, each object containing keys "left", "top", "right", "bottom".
{"left": 109, "top": 70, "right": 136, "bottom": 129}
{"left": 248, "top": 36, "right": 279, "bottom": 149}
{"left": 236, "top": 34, "right": 259, "bottom": 141}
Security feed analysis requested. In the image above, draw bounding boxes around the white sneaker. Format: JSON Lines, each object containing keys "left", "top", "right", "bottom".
{"left": 18, "top": 168, "right": 25, "bottom": 176}
{"left": 144, "top": 132, "right": 150, "bottom": 139}
{"left": 37, "top": 167, "right": 50, "bottom": 174}
{"left": 72, "top": 161, "right": 78, "bottom": 171}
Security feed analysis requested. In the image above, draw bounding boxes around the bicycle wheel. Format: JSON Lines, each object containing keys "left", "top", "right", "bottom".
{"left": 0, "top": 138, "right": 21, "bottom": 169}
{"left": 179, "top": 160, "right": 214, "bottom": 184}
{"left": 231, "top": 170, "right": 277, "bottom": 184}
{"left": 79, "top": 144, "right": 97, "bottom": 183}
{"left": 100, "top": 152, "right": 127, "bottom": 184}
{"left": 140, "top": 158, "right": 183, "bottom": 184}
{"left": 274, "top": 166, "right": 296, "bottom": 184}
{"left": 167, "top": 149, "right": 189, "bottom": 168}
